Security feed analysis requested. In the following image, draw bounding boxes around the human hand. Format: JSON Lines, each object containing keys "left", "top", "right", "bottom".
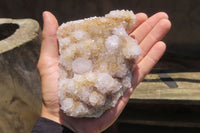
{"left": 37, "top": 11, "right": 171, "bottom": 133}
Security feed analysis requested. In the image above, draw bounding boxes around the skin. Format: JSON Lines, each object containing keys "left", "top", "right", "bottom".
{"left": 37, "top": 11, "right": 171, "bottom": 133}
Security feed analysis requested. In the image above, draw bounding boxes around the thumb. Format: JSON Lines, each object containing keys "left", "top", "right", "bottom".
{"left": 40, "top": 11, "right": 59, "bottom": 59}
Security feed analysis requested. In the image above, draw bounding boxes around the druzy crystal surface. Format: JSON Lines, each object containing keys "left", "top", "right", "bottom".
{"left": 57, "top": 10, "right": 141, "bottom": 117}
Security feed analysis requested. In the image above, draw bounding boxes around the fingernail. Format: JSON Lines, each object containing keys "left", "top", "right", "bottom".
{"left": 43, "top": 11, "right": 50, "bottom": 22}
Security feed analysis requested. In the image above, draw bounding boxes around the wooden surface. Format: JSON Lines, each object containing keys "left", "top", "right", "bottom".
{"left": 115, "top": 100, "right": 200, "bottom": 132}
{"left": 120, "top": 71, "right": 200, "bottom": 130}
{"left": 131, "top": 72, "right": 200, "bottom": 101}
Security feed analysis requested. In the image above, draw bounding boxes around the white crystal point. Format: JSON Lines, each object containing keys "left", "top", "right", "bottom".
{"left": 72, "top": 58, "right": 93, "bottom": 74}
{"left": 95, "top": 73, "right": 115, "bottom": 94}
{"left": 89, "top": 91, "right": 105, "bottom": 107}
{"left": 61, "top": 98, "right": 74, "bottom": 112}
{"left": 73, "top": 30, "right": 87, "bottom": 40}
{"left": 122, "top": 36, "right": 141, "bottom": 60}
{"left": 105, "top": 35, "right": 120, "bottom": 53}
{"left": 113, "top": 25, "right": 127, "bottom": 36}
{"left": 57, "top": 9, "right": 140, "bottom": 118}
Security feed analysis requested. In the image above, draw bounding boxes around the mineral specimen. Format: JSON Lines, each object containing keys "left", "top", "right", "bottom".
{"left": 57, "top": 10, "right": 141, "bottom": 117}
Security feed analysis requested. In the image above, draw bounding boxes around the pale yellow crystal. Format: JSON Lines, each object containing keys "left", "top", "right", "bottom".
{"left": 57, "top": 10, "right": 141, "bottom": 117}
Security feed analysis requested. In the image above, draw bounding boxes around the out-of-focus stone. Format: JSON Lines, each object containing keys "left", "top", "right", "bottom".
{"left": 0, "top": 18, "right": 41, "bottom": 53}
{"left": 0, "top": 18, "right": 41, "bottom": 133}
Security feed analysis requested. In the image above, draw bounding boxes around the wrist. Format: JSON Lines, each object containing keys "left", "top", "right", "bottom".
{"left": 41, "top": 104, "right": 77, "bottom": 132}
{"left": 41, "top": 104, "right": 61, "bottom": 124}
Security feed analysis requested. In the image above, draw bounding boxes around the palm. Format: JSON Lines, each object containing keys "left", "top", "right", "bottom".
{"left": 38, "top": 11, "right": 171, "bottom": 133}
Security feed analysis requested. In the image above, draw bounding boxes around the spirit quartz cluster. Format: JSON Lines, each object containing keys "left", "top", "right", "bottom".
{"left": 57, "top": 10, "right": 141, "bottom": 117}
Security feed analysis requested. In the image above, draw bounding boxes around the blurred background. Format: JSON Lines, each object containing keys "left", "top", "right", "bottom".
{"left": 1, "top": 0, "right": 200, "bottom": 60}
{"left": 0, "top": 0, "right": 200, "bottom": 133}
